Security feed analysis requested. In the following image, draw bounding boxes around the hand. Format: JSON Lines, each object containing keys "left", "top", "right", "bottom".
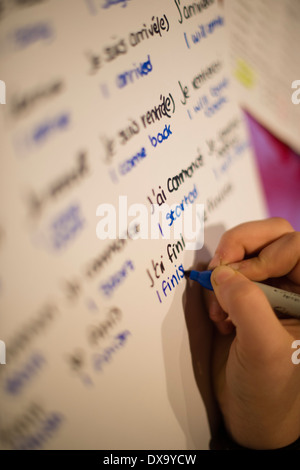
{"left": 206, "top": 218, "right": 300, "bottom": 449}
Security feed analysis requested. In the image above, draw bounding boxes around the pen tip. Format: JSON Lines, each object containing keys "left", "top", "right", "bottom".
{"left": 184, "top": 270, "right": 191, "bottom": 278}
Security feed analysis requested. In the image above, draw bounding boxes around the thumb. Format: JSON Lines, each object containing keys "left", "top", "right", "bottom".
{"left": 211, "top": 266, "right": 287, "bottom": 356}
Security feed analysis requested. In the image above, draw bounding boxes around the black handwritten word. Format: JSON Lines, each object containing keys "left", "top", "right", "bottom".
{"left": 27, "top": 152, "right": 88, "bottom": 218}
{"left": 218, "top": 117, "right": 240, "bottom": 142}
{"left": 88, "top": 307, "right": 122, "bottom": 346}
{"left": 118, "top": 147, "right": 147, "bottom": 176}
{"left": 141, "top": 93, "right": 175, "bottom": 128}
{"left": 167, "top": 154, "right": 203, "bottom": 193}
{"left": 85, "top": 224, "right": 139, "bottom": 278}
{"left": 86, "top": 15, "right": 169, "bottom": 73}
{"left": 179, "top": 61, "right": 222, "bottom": 106}
{"left": 166, "top": 184, "right": 198, "bottom": 226}
{"left": 11, "top": 80, "right": 64, "bottom": 117}
{"left": 12, "top": 22, "right": 53, "bottom": 49}
{"left": 149, "top": 124, "right": 172, "bottom": 148}
{"left": 192, "top": 61, "right": 221, "bottom": 89}
{"left": 206, "top": 117, "right": 240, "bottom": 155}
{"left": 167, "top": 234, "right": 185, "bottom": 263}
{"left": 63, "top": 277, "right": 81, "bottom": 302}
{"left": 147, "top": 255, "right": 166, "bottom": 288}
{"left": 3, "top": 305, "right": 58, "bottom": 366}
{"left": 103, "top": 38, "right": 127, "bottom": 63}
{"left": 116, "top": 55, "right": 152, "bottom": 88}
{"left": 174, "top": 0, "right": 214, "bottom": 24}
{"left": 4, "top": 352, "right": 46, "bottom": 395}
{"left": 50, "top": 204, "right": 85, "bottom": 251}
{"left": 86, "top": 51, "right": 102, "bottom": 74}
{"left": 0, "top": 403, "right": 45, "bottom": 449}
{"left": 93, "top": 330, "right": 131, "bottom": 372}
{"left": 147, "top": 186, "right": 167, "bottom": 214}
{"left": 15, "top": 412, "right": 64, "bottom": 450}
{"left": 118, "top": 119, "right": 140, "bottom": 145}
{"left": 157, "top": 264, "right": 185, "bottom": 304}
{"left": 100, "top": 260, "right": 134, "bottom": 298}
{"left": 206, "top": 182, "right": 233, "bottom": 215}
{"left": 101, "top": 134, "right": 116, "bottom": 163}
{"left": 184, "top": 15, "right": 224, "bottom": 49}
{"left": 104, "top": 93, "right": 175, "bottom": 167}
{"left": 129, "top": 15, "right": 170, "bottom": 46}
{"left": 209, "top": 117, "right": 241, "bottom": 158}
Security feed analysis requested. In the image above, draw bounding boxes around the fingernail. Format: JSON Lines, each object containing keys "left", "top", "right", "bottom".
{"left": 208, "top": 253, "right": 221, "bottom": 269}
{"left": 212, "top": 266, "right": 236, "bottom": 285}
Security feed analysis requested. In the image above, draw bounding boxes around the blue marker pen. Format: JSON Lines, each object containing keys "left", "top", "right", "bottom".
{"left": 184, "top": 269, "right": 300, "bottom": 320}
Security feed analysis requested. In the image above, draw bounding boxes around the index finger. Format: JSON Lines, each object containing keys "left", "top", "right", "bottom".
{"left": 209, "top": 217, "right": 294, "bottom": 268}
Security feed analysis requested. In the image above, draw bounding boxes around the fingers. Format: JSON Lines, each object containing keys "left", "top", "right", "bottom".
{"left": 209, "top": 218, "right": 294, "bottom": 268}
{"left": 211, "top": 266, "right": 290, "bottom": 357}
{"left": 204, "top": 288, "right": 234, "bottom": 335}
{"left": 228, "top": 232, "right": 300, "bottom": 285}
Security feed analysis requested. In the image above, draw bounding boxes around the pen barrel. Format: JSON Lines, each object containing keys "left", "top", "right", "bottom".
{"left": 254, "top": 282, "right": 300, "bottom": 319}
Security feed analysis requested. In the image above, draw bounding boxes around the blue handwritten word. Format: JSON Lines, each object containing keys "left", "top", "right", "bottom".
{"left": 13, "top": 23, "right": 53, "bottom": 49}
{"left": 93, "top": 330, "right": 131, "bottom": 372}
{"left": 5, "top": 352, "right": 46, "bottom": 395}
{"left": 119, "top": 147, "right": 146, "bottom": 176}
{"left": 50, "top": 204, "right": 84, "bottom": 251}
{"left": 166, "top": 184, "right": 198, "bottom": 226}
{"left": 14, "top": 412, "right": 64, "bottom": 450}
{"left": 33, "top": 113, "right": 69, "bottom": 143}
{"left": 14, "top": 112, "right": 70, "bottom": 156}
{"left": 102, "top": 0, "right": 130, "bottom": 8}
{"left": 188, "top": 78, "right": 228, "bottom": 119}
{"left": 212, "top": 140, "right": 250, "bottom": 180}
{"left": 184, "top": 15, "right": 224, "bottom": 49}
{"left": 149, "top": 124, "right": 172, "bottom": 148}
{"left": 100, "top": 260, "right": 134, "bottom": 297}
{"left": 204, "top": 95, "right": 227, "bottom": 118}
{"left": 117, "top": 55, "right": 153, "bottom": 88}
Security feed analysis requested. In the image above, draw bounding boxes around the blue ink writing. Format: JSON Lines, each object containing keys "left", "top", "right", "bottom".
{"left": 5, "top": 352, "right": 46, "bottom": 395}
{"left": 117, "top": 55, "right": 152, "bottom": 88}
{"left": 100, "top": 260, "right": 134, "bottom": 297}
{"left": 13, "top": 22, "right": 53, "bottom": 49}
{"left": 102, "top": 0, "right": 130, "bottom": 8}
{"left": 166, "top": 184, "right": 198, "bottom": 226}
{"left": 149, "top": 124, "right": 172, "bottom": 148}
{"left": 50, "top": 204, "right": 84, "bottom": 251}
{"left": 118, "top": 147, "right": 146, "bottom": 176}
{"left": 14, "top": 413, "right": 64, "bottom": 450}
{"left": 93, "top": 330, "right": 131, "bottom": 372}
{"left": 183, "top": 15, "right": 224, "bottom": 49}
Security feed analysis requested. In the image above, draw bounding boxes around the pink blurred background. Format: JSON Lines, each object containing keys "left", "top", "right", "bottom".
{"left": 245, "top": 111, "right": 300, "bottom": 231}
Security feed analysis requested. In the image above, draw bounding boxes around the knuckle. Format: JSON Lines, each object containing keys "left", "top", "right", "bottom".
{"left": 271, "top": 216, "right": 294, "bottom": 233}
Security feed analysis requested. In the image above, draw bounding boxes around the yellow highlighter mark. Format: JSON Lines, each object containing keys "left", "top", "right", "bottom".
{"left": 234, "top": 58, "right": 255, "bottom": 88}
